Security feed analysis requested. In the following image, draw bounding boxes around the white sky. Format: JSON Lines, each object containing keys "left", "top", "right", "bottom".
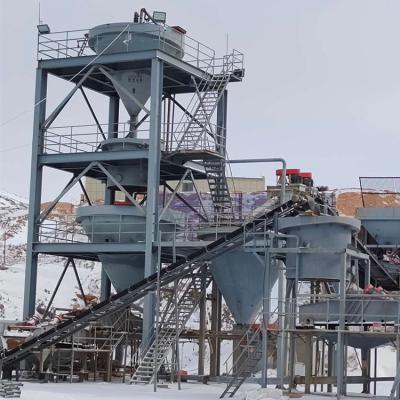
{"left": 1, "top": 0, "right": 400, "bottom": 201}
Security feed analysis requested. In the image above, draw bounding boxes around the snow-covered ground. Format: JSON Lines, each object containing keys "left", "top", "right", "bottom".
{"left": 13, "top": 381, "right": 258, "bottom": 400}
{"left": 16, "top": 381, "right": 395, "bottom": 399}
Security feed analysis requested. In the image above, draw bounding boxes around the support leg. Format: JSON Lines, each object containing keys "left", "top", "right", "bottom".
{"left": 143, "top": 58, "right": 163, "bottom": 344}
{"left": 23, "top": 68, "right": 48, "bottom": 319}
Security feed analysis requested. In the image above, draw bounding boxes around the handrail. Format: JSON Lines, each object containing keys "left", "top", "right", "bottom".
{"left": 222, "top": 306, "right": 279, "bottom": 376}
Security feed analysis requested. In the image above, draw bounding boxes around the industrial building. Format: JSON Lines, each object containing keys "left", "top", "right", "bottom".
{"left": 0, "top": 7, "right": 399, "bottom": 400}
{"left": 84, "top": 175, "right": 266, "bottom": 203}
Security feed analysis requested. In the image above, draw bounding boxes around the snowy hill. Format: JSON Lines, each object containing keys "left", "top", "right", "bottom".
{"left": 0, "top": 191, "right": 100, "bottom": 320}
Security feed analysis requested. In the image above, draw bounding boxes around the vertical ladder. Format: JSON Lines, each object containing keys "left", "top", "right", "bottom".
{"left": 130, "top": 267, "right": 212, "bottom": 384}
{"left": 220, "top": 324, "right": 263, "bottom": 398}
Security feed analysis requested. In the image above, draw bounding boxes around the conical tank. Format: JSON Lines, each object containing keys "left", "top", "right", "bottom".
{"left": 211, "top": 250, "right": 278, "bottom": 324}
{"left": 278, "top": 215, "right": 360, "bottom": 281}
{"left": 107, "top": 69, "right": 151, "bottom": 126}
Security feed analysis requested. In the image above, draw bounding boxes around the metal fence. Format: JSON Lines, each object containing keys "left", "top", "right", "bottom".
{"left": 359, "top": 176, "right": 400, "bottom": 208}
{"left": 42, "top": 121, "right": 225, "bottom": 155}
{"left": 37, "top": 26, "right": 217, "bottom": 69}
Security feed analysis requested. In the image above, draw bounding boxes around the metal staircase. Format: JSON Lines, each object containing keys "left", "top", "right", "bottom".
{"left": 173, "top": 53, "right": 243, "bottom": 221}
{"left": 97, "top": 309, "right": 130, "bottom": 354}
{"left": 204, "top": 158, "right": 234, "bottom": 221}
{"left": 178, "top": 77, "right": 227, "bottom": 151}
{"left": 130, "top": 266, "right": 212, "bottom": 384}
{"left": 324, "top": 282, "right": 336, "bottom": 294}
{"left": 355, "top": 237, "right": 398, "bottom": 291}
{"left": 221, "top": 323, "right": 263, "bottom": 398}
{"left": 176, "top": 55, "right": 237, "bottom": 152}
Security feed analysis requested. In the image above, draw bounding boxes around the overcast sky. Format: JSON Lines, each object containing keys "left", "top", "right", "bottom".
{"left": 1, "top": 0, "right": 400, "bottom": 201}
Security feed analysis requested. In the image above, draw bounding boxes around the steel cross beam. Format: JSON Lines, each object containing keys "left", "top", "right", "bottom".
{"left": 93, "top": 161, "right": 145, "bottom": 214}
{"left": 38, "top": 161, "right": 145, "bottom": 224}
{"left": 43, "top": 66, "right": 97, "bottom": 130}
{"left": 164, "top": 182, "right": 208, "bottom": 222}
{"left": 38, "top": 162, "right": 96, "bottom": 223}
{"left": 159, "top": 169, "right": 191, "bottom": 219}
{"left": 79, "top": 87, "right": 106, "bottom": 140}
{"left": 189, "top": 170, "right": 209, "bottom": 222}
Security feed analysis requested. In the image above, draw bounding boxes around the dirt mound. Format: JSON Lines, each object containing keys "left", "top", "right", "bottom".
{"left": 336, "top": 191, "right": 400, "bottom": 217}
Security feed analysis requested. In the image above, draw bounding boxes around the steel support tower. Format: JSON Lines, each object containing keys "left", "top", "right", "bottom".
{"left": 23, "top": 14, "right": 244, "bottom": 347}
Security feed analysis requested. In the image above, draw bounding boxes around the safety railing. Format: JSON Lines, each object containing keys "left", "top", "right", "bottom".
{"left": 37, "top": 215, "right": 237, "bottom": 245}
{"left": 295, "top": 293, "right": 400, "bottom": 327}
{"left": 39, "top": 218, "right": 177, "bottom": 244}
{"left": 42, "top": 122, "right": 148, "bottom": 154}
{"left": 37, "top": 26, "right": 219, "bottom": 71}
{"left": 42, "top": 120, "right": 225, "bottom": 155}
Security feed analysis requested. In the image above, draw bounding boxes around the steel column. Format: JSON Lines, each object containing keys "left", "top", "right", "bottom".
{"left": 261, "top": 249, "right": 271, "bottom": 388}
{"left": 276, "top": 259, "right": 286, "bottom": 388}
{"left": 304, "top": 334, "right": 312, "bottom": 394}
{"left": 210, "top": 280, "right": 222, "bottom": 377}
{"left": 143, "top": 57, "right": 163, "bottom": 342}
{"left": 23, "top": 68, "right": 48, "bottom": 318}
{"left": 336, "top": 252, "right": 347, "bottom": 399}
{"left": 216, "top": 90, "right": 227, "bottom": 156}
{"left": 101, "top": 94, "right": 119, "bottom": 300}
{"left": 198, "top": 273, "right": 207, "bottom": 376}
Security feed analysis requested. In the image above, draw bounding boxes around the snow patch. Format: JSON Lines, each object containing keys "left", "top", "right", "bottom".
{"left": 244, "top": 387, "right": 288, "bottom": 400}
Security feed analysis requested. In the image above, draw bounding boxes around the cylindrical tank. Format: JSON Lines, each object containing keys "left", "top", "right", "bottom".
{"left": 76, "top": 205, "right": 182, "bottom": 291}
{"left": 278, "top": 215, "right": 360, "bottom": 281}
{"left": 356, "top": 207, "right": 400, "bottom": 246}
{"left": 88, "top": 22, "right": 185, "bottom": 58}
{"left": 99, "top": 138, "right": 149, "bottom": 190}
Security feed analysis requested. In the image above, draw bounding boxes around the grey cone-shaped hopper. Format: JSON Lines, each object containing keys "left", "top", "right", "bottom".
{"left": 356, "top": 207, "right": 400, "bottom": 246}
{"left": 211, "top": 250, "right": 278, "bottom": 324}
{"left": 107, "top": 70, "right": 151, "bottom": 120}
{"left": 76, "top": 205, "right": 181, "bottom": 292}
{"left": 88, "top": 21, "right": 185, "bottom": 133}
{"left": 278, "top": 215, "right": 360, "bottom": 281}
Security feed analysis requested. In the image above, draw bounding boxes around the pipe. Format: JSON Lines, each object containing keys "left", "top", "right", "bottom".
{"left": 226, "top": 158, "right": 287, "bottom": 203}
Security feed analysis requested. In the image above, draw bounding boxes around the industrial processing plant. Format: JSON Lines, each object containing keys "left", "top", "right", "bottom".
{"left": 0, "top": 5, "right": 399, "bottom": 400}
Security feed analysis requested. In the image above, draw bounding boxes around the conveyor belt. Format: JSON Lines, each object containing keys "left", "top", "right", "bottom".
{"left": 0, "top": 199, "right": 308, "bottom": 367}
